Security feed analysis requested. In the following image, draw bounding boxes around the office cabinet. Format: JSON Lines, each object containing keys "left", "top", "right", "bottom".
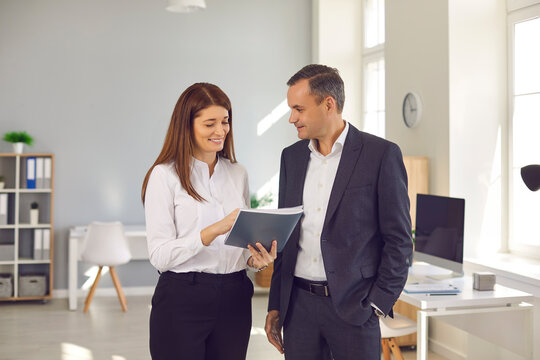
{"left": 394, "top": 156, "right": 429, "bottom": 347}
{"left": 0, "top": 153, "right": 54, "bottom": 301}
{"left": 403, "top": 156, "right": 429, "bottom": 227}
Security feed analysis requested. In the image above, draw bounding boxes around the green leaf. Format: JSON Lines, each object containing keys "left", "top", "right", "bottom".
{"left": 250, "top": 192, "right": 273, "bottom": 209}
{"left": 3, "top": 131, "right": 34, "bottom": 145}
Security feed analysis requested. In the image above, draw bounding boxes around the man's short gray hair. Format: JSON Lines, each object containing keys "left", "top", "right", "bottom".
{"left": 287, "top": 64, "right": 345, "bottom": 114}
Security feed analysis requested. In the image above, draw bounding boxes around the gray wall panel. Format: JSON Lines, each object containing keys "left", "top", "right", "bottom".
{"left": 0, "top": 0, "right": 311, "bottom": 289}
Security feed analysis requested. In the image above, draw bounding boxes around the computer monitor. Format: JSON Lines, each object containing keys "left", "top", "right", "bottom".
{"left": 414, "top": 194, "right": 465, "bottom": 279}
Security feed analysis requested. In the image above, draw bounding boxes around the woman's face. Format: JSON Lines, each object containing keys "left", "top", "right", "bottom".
{"left": 192, "top": 105, "right": 230, "bottom": 162}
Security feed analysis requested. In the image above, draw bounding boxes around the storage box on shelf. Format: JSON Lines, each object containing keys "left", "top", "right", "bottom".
{"left": 0, "top": 153, "right": 54, "bottom": 301}
{"left": 0, "top": 273, "right": 13, "bottom": 298}
{"left": 19, "top": 274, "right": 47, "bottom": 297}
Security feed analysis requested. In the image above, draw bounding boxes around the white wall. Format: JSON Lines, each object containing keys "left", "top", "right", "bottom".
{"left": 386, "top": 0, "right": 507, "bottom": 259}
{"left": 385, "top": 0, "right": 450, "bottom": 196}
{"left": 0, "top": 0, "right": 311, "bottom": 290}
{"left": 386, "top": 0, "right": 520, "bottom": 358}
{"left": 448, "top": 0, "right": 507, "bottom": 258}
{"left": 312, "top": 0, "right": 363, "bottom": 128}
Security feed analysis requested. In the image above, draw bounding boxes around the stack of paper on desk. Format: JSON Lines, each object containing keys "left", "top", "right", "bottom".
{"left": 224, "top": 206, "right": 303, "bottom": 252}
{"left": 403, "top": 283, "right": 461, "bottom": 294}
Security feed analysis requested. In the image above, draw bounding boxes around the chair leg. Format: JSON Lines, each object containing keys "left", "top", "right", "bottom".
{"left": 109, "top": 266, "right": 128, "bottom": 307}
{"left": 388, "top": 338, "right": 404, "bottom": 360}
{"left": 83, "top": 266, "right": 103, "bottom": 313}
{"left": 109, "top": 266, "right": 128, "bottom": 312}
{"left": 381, "top": 339, "right": 391, "bottom": 360}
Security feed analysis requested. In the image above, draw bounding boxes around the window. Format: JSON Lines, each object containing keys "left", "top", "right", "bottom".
{"left": 362, "top": 0, "right": 385, "bottom": 138}
{"left": 508, "top": 3, "right": 540, "bottom": 256}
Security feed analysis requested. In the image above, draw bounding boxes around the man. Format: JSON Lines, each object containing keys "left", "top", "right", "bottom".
{"left": 265, "top": 64, "right": 413, "bottom": 360}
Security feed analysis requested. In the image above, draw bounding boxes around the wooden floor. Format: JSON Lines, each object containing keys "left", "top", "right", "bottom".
{"left": 0, "top": 294, "right": 446, "bottom": 360}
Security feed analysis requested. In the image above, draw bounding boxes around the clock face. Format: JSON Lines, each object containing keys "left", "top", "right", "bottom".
{"left": 402, "top": 92, "right": 422, "bottom": 128}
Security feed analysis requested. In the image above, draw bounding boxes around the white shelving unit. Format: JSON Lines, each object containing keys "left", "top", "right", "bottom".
{"left": 0, "top": 153, "right": 54, "bottom": 301}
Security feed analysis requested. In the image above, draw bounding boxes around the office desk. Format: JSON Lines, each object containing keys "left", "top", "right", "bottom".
{"left": 68, "top": 225, "right": 147, "bottom": 311}
{"left": 401, "top": 262, "right": 534, "bottom": 360}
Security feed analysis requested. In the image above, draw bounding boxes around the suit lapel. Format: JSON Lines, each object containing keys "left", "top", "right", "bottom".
{"left": 323, "top": 126, "right": 364, "bottom": 229}
{"left": 286, "top": 142, "right": 310, "bottom": 250}
{"left": 289, "top": 142, "right": 311, "bottom": 207}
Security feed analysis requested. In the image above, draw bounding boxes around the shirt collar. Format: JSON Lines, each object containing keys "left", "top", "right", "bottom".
{"left": 191, "top": 156, "right": 220, "bottom": 176}
{"left": 308, "top": 121, "right": 349, "bottom": 158}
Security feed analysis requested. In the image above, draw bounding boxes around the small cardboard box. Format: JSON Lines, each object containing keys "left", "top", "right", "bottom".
{"left": 0, "top": 274, "right": 13, "bottom": 298}
{"left": 473, "top": 272, "right": 496, "bottom": 291}
{"left": 19, "top": 274, "right": 47, "bottom": 297}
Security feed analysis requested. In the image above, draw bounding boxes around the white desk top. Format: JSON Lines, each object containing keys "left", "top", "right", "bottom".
{"left": 401, "top": 262, "right": 533, "bottom": 310}
{"left": 69, "top": 224, "right": 147, "bottom": 260}
{"left": 69, "top": 225, "right": 146, "bottom": 238}
{"left": 466, "top": 254, "right": 540, "bottom": 288}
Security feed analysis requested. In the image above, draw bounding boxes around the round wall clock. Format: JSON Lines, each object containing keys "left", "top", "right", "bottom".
{"left": 402, "top": 92, "right": 422, "bottom": 128}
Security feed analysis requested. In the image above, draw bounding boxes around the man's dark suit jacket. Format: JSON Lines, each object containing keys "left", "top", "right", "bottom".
{"left": 268, "top": 124, "right": 413, "bottom": 327}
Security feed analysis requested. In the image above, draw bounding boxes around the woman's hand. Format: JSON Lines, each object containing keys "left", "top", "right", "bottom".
{"left": 200, "top": 208, "right": 239, "bottom": 246}
{"left": 247, "top": 240, "right": 277, "bottom": 270}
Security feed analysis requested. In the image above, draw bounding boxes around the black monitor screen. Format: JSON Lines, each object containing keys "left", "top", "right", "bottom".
{"left": 415, "top": 194, "right": 465, "bottom": 264}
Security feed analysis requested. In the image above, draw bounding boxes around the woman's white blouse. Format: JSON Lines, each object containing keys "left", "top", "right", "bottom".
{"left": 144, "top": 157, "right": 251, "bottom": 274}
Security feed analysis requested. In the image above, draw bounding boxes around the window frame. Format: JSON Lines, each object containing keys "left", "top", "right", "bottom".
{"left": 507, "top": 2, "right": 540, "bottom": 258}
{"left": 362, "top": 53, "right": 385, "bottom": 137}
{"left": 361, "top": 0, "right": 385, "bottom": 138}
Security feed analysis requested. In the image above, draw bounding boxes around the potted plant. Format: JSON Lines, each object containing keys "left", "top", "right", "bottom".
{"left": 3, "top": 131, "right": 34, "bottom": 154}
{"left": 30, "top": 202, "right": 39, "bottom": 225}
{"left": 250, "top": 192, "right": 273, "bottom": 209}
{"left": 0, "top": 175, "right": 4, "bottom": 189}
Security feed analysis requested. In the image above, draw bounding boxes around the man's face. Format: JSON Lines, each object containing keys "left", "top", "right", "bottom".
{"left": 287, "top": 79, "right": 329, "bottom": 140}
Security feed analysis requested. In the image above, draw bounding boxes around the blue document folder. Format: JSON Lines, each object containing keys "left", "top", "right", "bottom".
{"left": 224, "top": 206, "right": 303, "bottom": 252}
{"left": 26, "top": 157, "right": 36, "bottom": 189}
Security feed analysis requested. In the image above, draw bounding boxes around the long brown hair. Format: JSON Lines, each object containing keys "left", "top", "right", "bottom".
{"left": 141, "top": 83, "right": 236, "bottom": 203}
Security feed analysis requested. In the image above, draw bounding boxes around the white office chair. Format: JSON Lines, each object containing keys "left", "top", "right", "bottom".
{"left": 80, "top": 221, "right": 132, "bottom": 313}
{"left": 380, "top": 312, "right": 417, "bottom": 360}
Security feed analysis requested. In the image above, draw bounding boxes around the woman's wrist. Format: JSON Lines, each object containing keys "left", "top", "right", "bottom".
{"left": 247, "top": 256, "right": 268, "bottom": 272}
{"left": 200, "top": 225, "right": 218, "bottom": 246}
{"left": 247, "top": 256, "right": 255, "bottom": 268}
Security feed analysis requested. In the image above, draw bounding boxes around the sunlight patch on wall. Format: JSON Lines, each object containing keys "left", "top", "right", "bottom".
{"left": 82, "top": 266, "right": 110, "bottom": 290}
{"left": 479, "top": 125, "right": 502, "bottom": 253}
{"left": 257, "top": 99, "right": 290, "bottom": 136}
{"left": 256, "top": 172, "right": 279, "bottom": 209}
{"left": 61, "top": 343, "right": 93, "bottom": 360}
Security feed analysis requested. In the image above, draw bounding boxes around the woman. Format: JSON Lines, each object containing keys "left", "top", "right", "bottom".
{"left": 141, "top": 83, "right": 276, "bottom": 360}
